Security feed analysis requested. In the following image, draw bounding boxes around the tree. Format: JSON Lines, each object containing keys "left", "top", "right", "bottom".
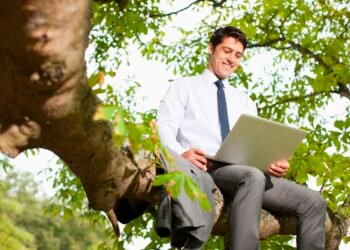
{"left": 0, "top": 170, "right": 111, "bottom": 250}
{"left": 0, "top": 173, "right": 35, "bottom": 250}
{"left": 0, "top": 0, "right": 349, "bottom": 249}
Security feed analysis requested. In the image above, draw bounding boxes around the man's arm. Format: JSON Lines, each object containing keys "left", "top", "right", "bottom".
{"left": 181, "top": 148, "right": 208, "bottom": 171}
{"left": 157, "top": 81, "right": 209, "bottom": 171}
{"left": 157, "top": 81, "right": 188, "bottom": 155}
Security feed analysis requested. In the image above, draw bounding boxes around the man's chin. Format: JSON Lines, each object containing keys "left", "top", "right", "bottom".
{"left": 219, "top": 72, "right": 233, "bottom": 79}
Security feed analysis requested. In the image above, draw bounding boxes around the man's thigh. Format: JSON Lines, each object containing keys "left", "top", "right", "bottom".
{"left": 209, "top": 164, "right": 266, "bottom": 195}
{"left": 262, "top": 176, "right": 321, "bottom": 214}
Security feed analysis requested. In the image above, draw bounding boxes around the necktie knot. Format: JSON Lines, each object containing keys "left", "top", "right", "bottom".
{"left": 214, "top": 80, "right": 224, "bottom": 89}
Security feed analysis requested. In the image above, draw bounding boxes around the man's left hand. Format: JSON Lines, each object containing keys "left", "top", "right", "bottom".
{"left": 268, "top": 160, "right": 289, "bottom": 178}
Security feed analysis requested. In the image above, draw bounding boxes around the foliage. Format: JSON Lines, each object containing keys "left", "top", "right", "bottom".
{"left": 0, "top": 158, "right": 14, "bottom": 173}
{"left": 90, "top": 0, "right": 169, "bottom": 70}
{"left": 121, "top": 212, "right": 173, "bottom": 250}
{"left": 86, "top": 0, "right": 350, "bottom": 248}
{"left": 203, "top": 236, "right": 224, "bottom": 250}
{"left": 0, "top": 171, "right": 111, "bottom": 250}
{"left": 261, "top": 235, "right": 296, "bottom": 250}
{"left": 90, "top": 72, "right": 160, "bottom": 153}
{"left": 85, "top": 0, "right": 350, "bottom": 248}
{"left": 153, "top": 170, "right": 211, "bottom": 211}
{"left": 0, "top": 176, "right": 35, "bottom": 250}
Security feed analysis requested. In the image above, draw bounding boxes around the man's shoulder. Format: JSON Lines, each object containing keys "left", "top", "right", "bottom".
{"left": 170, "top": 74, "right": 203, "bottom": 89}
{"left": 174, "top": 74, "right": 202, "bottom": 84}
{"left": 227, "top": 85, "right": 255, "bottom": 103}
{"left": 227, "top": 85, "right": 249, "bottom": 96}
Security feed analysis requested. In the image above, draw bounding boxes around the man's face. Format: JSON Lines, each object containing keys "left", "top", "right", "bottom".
{"left": 207, "top": 36, "right": 244, "bottom": 79}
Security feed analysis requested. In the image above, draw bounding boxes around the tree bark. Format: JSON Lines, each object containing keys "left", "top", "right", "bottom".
{"left": 0, "top": 0, "right": 152, "bottom": 212}
{"left": 0, "top": 0, "right": 348, "bottom": 248}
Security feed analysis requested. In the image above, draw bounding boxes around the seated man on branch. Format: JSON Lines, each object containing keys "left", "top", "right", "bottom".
{"left": 157, "top": 26, "right": 326, "bottom": 250}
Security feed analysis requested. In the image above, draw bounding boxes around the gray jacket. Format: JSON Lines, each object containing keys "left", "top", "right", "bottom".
{"left": 156, "top": 148, "right": 216, "bottom": 249}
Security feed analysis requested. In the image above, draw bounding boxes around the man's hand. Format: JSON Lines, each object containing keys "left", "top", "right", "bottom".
{"left": 181, "top": 148, "right": 208, "bottom": 171}
{"left": 268, "top": 160, "right": 289, "bottom": 178}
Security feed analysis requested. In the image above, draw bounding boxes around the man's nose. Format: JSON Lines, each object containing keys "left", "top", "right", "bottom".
{"left": 227, "top": 54, "right": 236, "bottom": 64}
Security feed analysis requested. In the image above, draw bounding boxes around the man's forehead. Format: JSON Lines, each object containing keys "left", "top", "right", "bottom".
{"left": 221, "top": 45, "right": 244, "bottom": 54}
{"left": 219, "top": 37, "right": 244, "bottom": 52}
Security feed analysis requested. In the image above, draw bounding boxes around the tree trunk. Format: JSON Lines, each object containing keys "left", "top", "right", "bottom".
{"left": 0, "top": 0, "right": 348, "bottom": 248}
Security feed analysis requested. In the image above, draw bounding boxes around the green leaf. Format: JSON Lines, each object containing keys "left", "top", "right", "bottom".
{"left": 168, "top": 173, "right": 183, "bottom": 198}
{"left": 311, "top": 74, "right": 334, "bottom": 92}
{"left": 316, "top": 176, "right": 325, "bottom": 187}
{"left": 88, "top": 72, "right": 100, "bottom": 87}
{"left": 94, "top": 104, "right": 119, "bottom": 122}
{"left": 183, "top": 175, "right": 197, "bottom": 200}
{"left": 345, "top": 117, "right": 350, "bottom": 129}
{"left": 295, "top": 170, "right": 308, "bottom": 184}
{"left": 123, "top": 223, "right": 132, "bottom": 235}
{"left": 152, "top": 172, "right": 177, "bottom": 186}
{"left": 102, "top": 106, "right": 119, "bottom": 121}
{"left": 183, "top": 175, "right": 211, "bottom": 211}
{"left": 198, "top": 194, "right": 211, "bottom": 212}
{"left": 343, "top": 236, "right": 350, "bottom": 243}
{"left": 113, "top": 112, "right": 126, "bottom": 136}
{"left": 334, "top": 120, "right": 344, "bottom": 130}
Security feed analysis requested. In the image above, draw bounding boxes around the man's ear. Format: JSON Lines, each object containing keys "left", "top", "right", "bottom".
{"left": 208, "top": 43, "right": 213, "bottom": 55}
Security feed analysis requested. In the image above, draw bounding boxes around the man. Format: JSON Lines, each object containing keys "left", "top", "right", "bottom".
{"left": 157, "top": 26, "right": 326, "bottom": 249}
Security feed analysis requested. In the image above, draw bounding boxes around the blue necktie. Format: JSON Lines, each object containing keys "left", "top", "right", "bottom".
{"left": 214, "top": 80, "right": 230, "bottom": 141}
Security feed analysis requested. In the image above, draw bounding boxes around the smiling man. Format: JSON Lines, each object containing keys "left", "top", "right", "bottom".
{"left": 157, "top": 26, "right": 326, "bottom": 249}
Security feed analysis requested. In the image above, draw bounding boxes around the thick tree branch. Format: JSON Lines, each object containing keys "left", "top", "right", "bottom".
{"left": 249, "top": 38, "right": 330, "bottom": 73}
{"left": 258, "top": 91, "right": 333, "bottom": 111}
{"left": 0, "top": 0, "right": 153, "bottom": 213}
{"left": 248, "top": 38, "right": 285, "bottom": 48}
{"left": 211, "top": 193, "right": 350, "bottom": 249}
{"left": 250, "top": 6, "right": 349, "bottom": 103}
{"left": 250, "top": 38, "right": 350, "bottom": 102}
{"left": 338, "top": 83, "right": 350, "bottom": 100}
{"left": 287, "top": 40, "right": 330, "bottom": 70}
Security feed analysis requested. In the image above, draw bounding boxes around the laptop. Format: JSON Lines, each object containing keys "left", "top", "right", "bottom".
{"left": 205, "top": 114, "right": 308, "bottom": 171}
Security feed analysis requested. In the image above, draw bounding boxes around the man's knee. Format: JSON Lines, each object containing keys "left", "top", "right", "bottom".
{"left": 302, "top": 190, "right": 327, "bottom": 216}
{"left": 313, "top": 192, "right": 327, "bottom": 213}
{"left": 241, "top": 167, "right": 266, "bottom": 187}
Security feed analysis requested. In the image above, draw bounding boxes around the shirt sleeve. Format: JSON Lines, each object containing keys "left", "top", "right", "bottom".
{"left": 247, "top": 97, "right": 258, "bottom": 116}
{"left": 157, "top": 80, "right": 188, "bottom": 155}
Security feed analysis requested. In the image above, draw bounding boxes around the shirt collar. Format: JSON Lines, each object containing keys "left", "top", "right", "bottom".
{"left": 202, "top": 69, "right": 229, "bottom": 88}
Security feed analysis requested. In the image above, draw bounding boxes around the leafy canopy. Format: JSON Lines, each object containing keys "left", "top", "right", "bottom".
{"left": 87, "top": 0, "right": 350, "bottom": 248}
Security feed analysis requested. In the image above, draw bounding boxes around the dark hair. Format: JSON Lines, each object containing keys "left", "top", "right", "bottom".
{"left": 209, "top": 26, "right": 247, "bottom": 50}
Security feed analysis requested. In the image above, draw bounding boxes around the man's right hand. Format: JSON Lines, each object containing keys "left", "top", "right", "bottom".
{"left": 181, "top": 148, "right": 208, "bottom": 171}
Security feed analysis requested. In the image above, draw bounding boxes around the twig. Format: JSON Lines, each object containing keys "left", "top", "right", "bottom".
{"left": 150, "top": 0, "right": 204, "bottom": 18}
{"left": 259, "top": 91, "right": 334, "bottom": 111}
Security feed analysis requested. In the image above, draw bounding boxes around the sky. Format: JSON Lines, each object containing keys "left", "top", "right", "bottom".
{"left": 1, "top": 0, "right": 349, "bottom": 249}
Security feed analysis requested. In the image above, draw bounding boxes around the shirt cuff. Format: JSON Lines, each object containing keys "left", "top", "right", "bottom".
{"left": 163, "top": 143, "right": 187, "bottom": 157}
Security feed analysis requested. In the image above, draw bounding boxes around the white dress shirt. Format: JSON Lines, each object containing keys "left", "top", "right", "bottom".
{"left": 157, "top": 69, "right": 257, "bottom": 156}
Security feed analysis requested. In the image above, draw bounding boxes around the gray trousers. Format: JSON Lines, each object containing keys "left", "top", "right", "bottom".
{"left": 209, "top": 164, "right": 326, "bottom": 250}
